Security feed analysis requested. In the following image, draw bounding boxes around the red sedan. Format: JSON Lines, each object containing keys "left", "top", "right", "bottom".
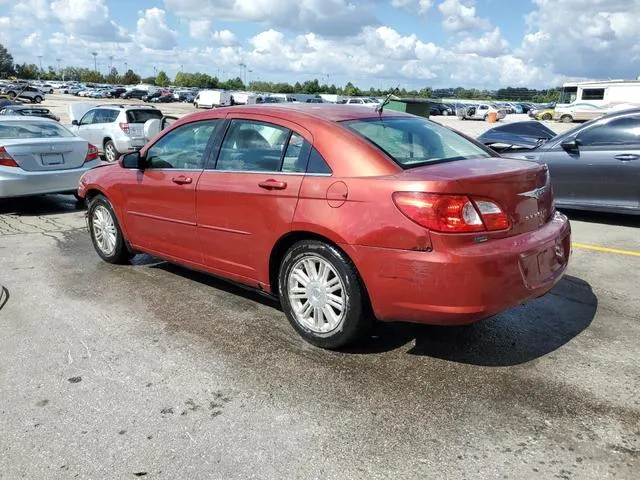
{"left": 78, "top": 105, "right": 571, "bottom": 349}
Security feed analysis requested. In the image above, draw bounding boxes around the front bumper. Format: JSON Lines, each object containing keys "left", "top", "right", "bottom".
{"left": 0, "top": 160, "right": 103, "bottom": 198}
{"left": 348, "top": 212, "right": 571, "bottom": 325}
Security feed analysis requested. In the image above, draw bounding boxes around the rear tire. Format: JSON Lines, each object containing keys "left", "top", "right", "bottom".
{"left": 278, "top": 240, "right": 370, "bottom": 349}
{"left": 541, "top": 113, "right": 552, "bottom": 121}
{"left": 561, "top": 115, "right": 573, "bottom": 123}
{"left": 104, "top": 140, "right": 120, "bottom": 163}
{"left": 88, "top": 195, "right": 132, "bottom": 264}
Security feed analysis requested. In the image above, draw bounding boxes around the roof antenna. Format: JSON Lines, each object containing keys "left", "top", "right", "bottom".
{"left": 376, "top": 85, "right": 399, "bottom": 115}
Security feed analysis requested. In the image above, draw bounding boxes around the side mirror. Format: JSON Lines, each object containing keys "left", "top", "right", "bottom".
{"left": 120, "top": 151, "right": 145, "bottom": 169}
{"left": 561, "top": 138, "right": 580, "bottom": 153}
{"left": 71, "top": 119, "right": 79, "bottom": 126}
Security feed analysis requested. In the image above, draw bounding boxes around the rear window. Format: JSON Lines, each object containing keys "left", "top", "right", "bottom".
{"left": 0, "top": 120, "right": 74, "bottom": 139}
{"left": 342, "top": 116, "right": 492, "bottom": 168}
{"left": 127, "top": 109, "right": 163, "bottom": 123}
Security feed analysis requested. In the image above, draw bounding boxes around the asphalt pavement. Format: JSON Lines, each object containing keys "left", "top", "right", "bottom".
{"left": 0, "top": 195, "right": 638, "bottom": 479}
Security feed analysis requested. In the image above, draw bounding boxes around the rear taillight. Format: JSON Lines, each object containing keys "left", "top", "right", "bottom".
{"left": 85, "top": 144, "right": 99, "bottom": 163}
{"left": 119, "top": 122, "right": 130, "bottom": 133}
{"left": 392, "top": 192, "right": 510, "bottom": 233}
{"left": 0, "top": 146, "right": 19, "bottom": 167}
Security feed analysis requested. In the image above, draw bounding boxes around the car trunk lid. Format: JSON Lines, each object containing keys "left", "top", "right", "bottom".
{"left": 4, "top": 137, "right": 89, "bottom": 171}
{"left": 396, "top": 157, "right": 553, "bottom": 236}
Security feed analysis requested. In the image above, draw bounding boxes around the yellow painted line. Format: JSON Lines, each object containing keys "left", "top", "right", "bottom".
{"left": 573, "top": 242, "right": 640, "bottom": 257}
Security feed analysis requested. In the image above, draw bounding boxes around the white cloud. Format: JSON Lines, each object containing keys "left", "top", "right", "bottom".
{"left": 135, "top": 8, "right": 178, "bottom": 50}
{"left": 391, "top": 0, "right": 434, "bottom": 16}
{"left": 163, "top": 0, "right": 378, "bottom": 36}
{"left": 50, "top": 0, "right": 126, "bottom": 41}
{"left": 520, "top": 0, "right": 640, "bottom": 79}
{"left": 438, "top": 0, "right": 490, "bottom": 32}
{"left": 455, "top": 28, "right": 510, "bottom": 56}
{"left": 188, "top": 20, "right": 211, "bottom": 40}
{"left": 212, "top": 30, "right": 237, "bottom": 45}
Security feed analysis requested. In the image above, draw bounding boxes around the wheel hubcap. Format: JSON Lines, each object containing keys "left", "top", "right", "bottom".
{"left": 287, "top": 256, "right": 346, "bottom": 334}
{"left": 92, "top": 205, "right": 117, "bottom": 255}
{"left": 106, "top": 144, "right": 116, "bottom": 162}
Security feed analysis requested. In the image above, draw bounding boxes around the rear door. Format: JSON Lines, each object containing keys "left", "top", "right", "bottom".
{"left": 195, "top": 115, "right": 312, "bottom": 285}
{"left": 540, "top": 115, "right": 640, "bottom": 210}
{"left": 119, "top": 119, "right": 221, "bottom": 263}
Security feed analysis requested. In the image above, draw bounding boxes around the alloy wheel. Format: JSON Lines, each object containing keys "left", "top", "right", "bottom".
{"left": 92, "top": 205, "right": 117, "bottom": 256}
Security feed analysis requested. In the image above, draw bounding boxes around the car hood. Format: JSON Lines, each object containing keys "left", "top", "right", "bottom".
{"left": 477, "top": 121, "right": 556, "bottom": 151}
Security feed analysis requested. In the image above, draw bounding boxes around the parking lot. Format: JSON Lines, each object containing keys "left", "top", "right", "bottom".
{"left": 0, "top": 97, "right": 639, "bottom": 479}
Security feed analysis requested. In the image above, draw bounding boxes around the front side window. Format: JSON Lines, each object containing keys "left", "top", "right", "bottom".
{"left": 146, "top": 120, "right": 219, "bottom": 169}
{"left": 343, "top": 116, "right": 492, "bottom": 168}
{"left": 581, "top": 88, "right": 605, "bottom": 101}
{"left": 79, "top": 110, "right": 96, "bottom": 125}
{"left": 216, "top": 120, "right": 290, "bottom": 172}
{"left": 559, "top": 86, "right": 578, "bottom": 104}
{"left": 577, "top": 116, "right": 640, "bottom": 147}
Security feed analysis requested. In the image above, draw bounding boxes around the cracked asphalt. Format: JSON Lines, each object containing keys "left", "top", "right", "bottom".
{"left": 0, "top": 194, "right": 638, "bottom": 480}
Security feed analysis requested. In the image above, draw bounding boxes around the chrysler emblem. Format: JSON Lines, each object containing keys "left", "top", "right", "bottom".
{"left": 519, "top": 186, "right": 547, "bottom": 200}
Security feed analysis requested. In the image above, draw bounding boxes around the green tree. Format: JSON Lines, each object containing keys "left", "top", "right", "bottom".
{"left": 343, "top": 81, "right": 360, "bottom": 97}
{"left": 141, "top": 76, "right": 156, "bottom": 84}
{"left": 15, "top": 63, "right": 39, "bottom": 79}
{"left": 155, "top": 70, "right": 170, "bottom": 87}
{"left": 80, "top": 70, "right": 104, "bottom": 83}
{"left": 121, "top": 69, "right": 141, "bottom": 85}
{"left": 106, "top": 67, "right": 119, "bottom": 84}
{"left": 0, "top": 43, "right": 14, "bottom": 78}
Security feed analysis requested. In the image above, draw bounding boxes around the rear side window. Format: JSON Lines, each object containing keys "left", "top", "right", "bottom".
{"left": 216, "top": 120, "right": 291, "bottom": 172}
{"left": 146, "top": 120, "right": 220, "bottom": 169}
{"left": 343, "top": 116, "right": 491, "bottom": 168}
{"left": 307, "top": 148, "right": 332, "bottom": 174}
{"left": 581, "top": 89, "right": 605, "bottom": 101}
{"left": 127, "top": 109, "right": 163, "bottom": 124}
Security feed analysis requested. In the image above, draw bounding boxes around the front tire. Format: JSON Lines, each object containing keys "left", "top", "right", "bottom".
{"left": 104, "top": 140, "right": 120, "bottom": 163}
{"left": 34, "top": 96, "right": 42, "bottom": 104}
{"left": 278, "top": 240, "right": 370, "bottom": 349}
{"left": 88, "top": 195, "right": 132, "bottom": 264}
{"left": 561, "top": 115, "right": 573, "bottom": 123}
{"left": 541, "top": 113, "right": 552, "bottom": 121}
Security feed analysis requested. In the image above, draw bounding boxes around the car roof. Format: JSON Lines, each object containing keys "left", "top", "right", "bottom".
{"left": 185, "top": 104, "right": 410, "bottom": 124}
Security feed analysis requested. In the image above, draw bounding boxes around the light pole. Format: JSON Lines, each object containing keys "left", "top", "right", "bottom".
{"left": 91, "top": 52, "right": 98, "bottom": 72}
{"left": 56, "top": 58, "right": 61, "bottom": 80}
{"left": 124, "top": 61, "right": 128, "bottom": 72}
{"left": 108, "top": 55, "right": 114, "bottom": 72}
{"left": 37, "top": 55, "right": 43, "bottom": 79}
{"left": 238, "top": 63, "right": 246, "bottom": 86}
{"left": 248, "top": 69, "right": 253, "bottom": 86}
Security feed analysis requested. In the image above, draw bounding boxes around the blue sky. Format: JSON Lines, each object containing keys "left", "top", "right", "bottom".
{"left": 1, "top": 0, "right": 639, "bottom": 89}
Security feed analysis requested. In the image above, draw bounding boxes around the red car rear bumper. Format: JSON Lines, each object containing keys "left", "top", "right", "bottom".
{"left": 348, "top": 212, "right": 571, "bottom": 325}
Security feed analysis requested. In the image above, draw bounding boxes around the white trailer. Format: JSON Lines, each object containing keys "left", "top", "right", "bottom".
{"left": 555, "top": 80, "right": 640, "bottom": 122}
{"left": 194, "top": 89, "right": 233, "bottom": 108}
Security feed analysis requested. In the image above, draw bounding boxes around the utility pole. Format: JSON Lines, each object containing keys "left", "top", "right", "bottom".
{"left": 91, "top": 52, "right": 98, "bottom": 72}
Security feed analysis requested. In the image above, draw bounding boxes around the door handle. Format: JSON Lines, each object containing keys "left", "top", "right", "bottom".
{"left": 172, "top": 176, "right": 193, "bottom": 185}
{"left": 614, "top": 154, "right": 639, "bottom": 161}
{"left": 258, "top": 179, "right": 287, "bottom": 190}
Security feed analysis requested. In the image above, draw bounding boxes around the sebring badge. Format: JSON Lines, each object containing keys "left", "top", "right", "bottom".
{"left": 519, "top": 186, "right": 547, "bottom": 200}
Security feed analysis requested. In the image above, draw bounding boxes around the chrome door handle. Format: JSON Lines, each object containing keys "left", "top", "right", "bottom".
{"left": 615, "top": 154, "right": 640, "bottom": 161}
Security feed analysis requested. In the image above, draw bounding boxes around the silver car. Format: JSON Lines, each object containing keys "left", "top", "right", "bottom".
{"left": 0, "top": 117, "right": 102, "bottom": 199}
{"left": 68, "top": 104, "right": 163, "bottom": 162}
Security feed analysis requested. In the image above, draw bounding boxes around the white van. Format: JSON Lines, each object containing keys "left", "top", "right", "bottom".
{"left": 194, "top": 90, "right": 233, "bottom": 109}
{"left": 554, "top": 80, "right": 640, "bottom": 122}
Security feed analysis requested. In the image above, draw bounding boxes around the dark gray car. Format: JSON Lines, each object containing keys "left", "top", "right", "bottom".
{"left": 479, "top": 110, "right": 640, "bottom": 215}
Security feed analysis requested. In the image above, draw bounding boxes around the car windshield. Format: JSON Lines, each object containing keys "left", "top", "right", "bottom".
{"left": 127, "top": 109, "right": 163, "bottom": 123}
{"left": 342, "top": 116, "right": 492, "bottom": 168}
{"left": 0, "top": 120, "right": 74, "bottom": 139}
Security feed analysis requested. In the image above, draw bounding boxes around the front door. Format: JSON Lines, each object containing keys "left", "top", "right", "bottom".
{"left": 120, "top": 119, "right": 221, "bottom": 264}
{"left": 196, "top": 116, "right": 312, "bottom": 286}
{"left": 541, "top": 114, "right": 640, "bottom": 210}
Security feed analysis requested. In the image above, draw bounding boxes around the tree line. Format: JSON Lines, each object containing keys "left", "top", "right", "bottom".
{"left": 0, "top": 43, "right": 560, "bottom": 103}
